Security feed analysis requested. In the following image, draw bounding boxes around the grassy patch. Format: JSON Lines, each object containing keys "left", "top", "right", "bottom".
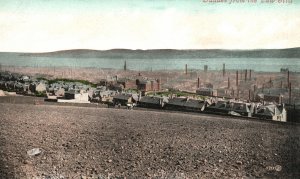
{"left": 37, "top": 77, "right": 97, "bottom": 88}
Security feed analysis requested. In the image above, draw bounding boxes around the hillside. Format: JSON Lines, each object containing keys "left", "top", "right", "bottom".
{"left": 0, "top": 101, "right": 299, "bottom": 178}
{"left": 17, "top": 47, "right": 300, "bottom": 59}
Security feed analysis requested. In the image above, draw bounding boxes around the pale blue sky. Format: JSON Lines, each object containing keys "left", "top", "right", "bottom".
{"left": 0, "top": 0, "right": 299, "bottom": 52}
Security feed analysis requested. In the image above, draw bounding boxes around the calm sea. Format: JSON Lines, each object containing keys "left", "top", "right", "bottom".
{"left": 0, "top": 53, "right": 299, "bottom": 72}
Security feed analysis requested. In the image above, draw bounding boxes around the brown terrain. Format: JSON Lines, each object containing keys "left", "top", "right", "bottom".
{"left": 0, "top": 98, "right": 299, "bottom": 178}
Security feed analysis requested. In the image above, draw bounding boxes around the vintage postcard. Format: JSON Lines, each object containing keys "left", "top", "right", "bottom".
{"left": 0, "top": 0, "right": 299, "bottom": 178}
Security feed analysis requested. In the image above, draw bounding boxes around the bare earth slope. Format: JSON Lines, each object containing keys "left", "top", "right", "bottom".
{"left": 0, "top": 103, "right": 299, "bottom": 178}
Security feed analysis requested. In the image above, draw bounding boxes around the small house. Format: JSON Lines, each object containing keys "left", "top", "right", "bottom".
{"left": 139, "top": 96, "right": 167, "bottom": 109}
{"left": 184, "top": 99, "right": 205, "bottom": 112}
{"left": 165, "top": 97, "right": 187, "bottom": 111}
{"left": 230, "top": 102, "right": 251, "bottom": 117}
{"left": 117, "top": 78, "right": 137, "bottom": 89}
{"left": 253, "top": 104, "right": 287, "bottom": 122}
{"left": 113, "top": 93, "right": 135, "bottom": 106}
{"left": 196, "top": 87, "right": 217, "bottom": 97}
{"left": 58, "top": 89, "right": 89, "bottom": 103}
{"left": 136, "top": 79, "right": 160, "bottom": 92}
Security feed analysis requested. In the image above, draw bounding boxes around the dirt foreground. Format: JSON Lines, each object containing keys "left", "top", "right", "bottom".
{"left": 0, "top": 102, "right": 299, "bottom": 178}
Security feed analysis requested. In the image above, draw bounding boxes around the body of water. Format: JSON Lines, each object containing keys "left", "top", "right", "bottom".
{"left": 0, "top": 53, "right": 299, "bottom": 72}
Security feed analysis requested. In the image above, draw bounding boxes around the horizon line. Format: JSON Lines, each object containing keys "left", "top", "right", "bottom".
{"left": 1, "top": 47, "right": 300, "bottom": 53}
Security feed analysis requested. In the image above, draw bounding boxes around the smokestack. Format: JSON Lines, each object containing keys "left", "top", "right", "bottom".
{"left": 245, "top": 69, "right": 247, "bottom": 81}
{"left": 223, "top": 63, "right": 225, "bottom": 77}
{"left": 228, "top": 77, "right": 230, "bottom": 89}
{"left": 248, "top": 89, "right": 251, "bottom": 101}
{"left": 197, "top": 77, "right": 200, "bottom": 88}
{"left": 124, "top": 61, "right": 127, "bottom": 71}
{"left": 236, "top": 71, "right": 238, "bottom": 86}
{"left": 289, "top": 82, "right": 292, "bottom": 105}
{"left": 249, "top": 70, "right": 252, "bottom": 80}
{"left": 287, "top": 70, "right": 290, "bottom": 86}
{"left": 185, "top": 64, "right": 187, "bottom": 75}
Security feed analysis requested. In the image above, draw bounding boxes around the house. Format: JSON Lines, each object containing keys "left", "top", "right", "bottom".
{"left": 23, "top": 83, "right": 30, "bottom": 93}
{"left": 139, "top": 96, "right": 167, "bottom": 109}
{"left": 253, "top": 104, "right": 287, "bottom": 122}
{"left": 196, "top": 87, "right": 217, "bottom": 97}
{"left": 29, "top": 82, "right": 37, "bottom": 93}
{"left": 55, "top": 88, "right": 65, "bottom": 97}
{"left": 0, "top": 81, "right": 5, "bottom": 90}
{"left": 230, "top": 102, "right": 252, "bottom": 117}
{"left": 14, "top": 82, "right": 24, "bottom": 93}
{"left": 136, "top": 79, "right": 160, "bottom": 92}
{"left": 20, "top": 75, "right": 30, "bottom": 82}
{"left": 205, "top": 100, "right": 231, "bottom": 114}
{"left": 256, "top": 93, "right": 283, "bottom": 104}
{"left": 255, "top": 88, "right": 287, "bottom": 103}
{"left": 113, "top": 93, "right": 135, "bottom": 106}
{"left": 117, "top": 78, "right": 137, "bottom": 89}
{"left": 64, "top": 90, "right": 78, "bottom": 99}
{"left": 165, "top": 97, "right": 188, "bottom": 111}
{"left": 58, "top": 89, "right": 89, "bottom": 103}
{"left": 165, "top": 97, "right": 206, "bottom": 112}
{"left": 36, "top": 83, "right": 47, "bottom": 93}
{"left": 99, "top": 90, "right": 117, "bottom": 103}
{"left": 110, "top": 83, "right": 124, "bottom": 92}
{"left": 217, "top": 88, "right": 233, "bottom": 98}
{"left": 99, "top": 78, "right": 116, "bottom": 87}
{"left": 184, "top": 99, "right": 206, "bottom": 112}
{"left": 264, "top": 94, "right": 283, "bottom": 104}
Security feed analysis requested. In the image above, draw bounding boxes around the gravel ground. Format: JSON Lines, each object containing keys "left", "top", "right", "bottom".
{"left": 0, "top": 102, "right": 299, "bottom": 178}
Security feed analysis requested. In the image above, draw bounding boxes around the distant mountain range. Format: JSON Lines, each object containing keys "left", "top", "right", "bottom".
{"left": 16, "top": 47, "right": 300, "bottom": 58}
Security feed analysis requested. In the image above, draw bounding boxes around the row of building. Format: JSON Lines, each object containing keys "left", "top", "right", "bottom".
{"left": 0, "top": 72, "right": 288, "bottom": 122}
{"left": 112, "top": 94, "right": 287, "bottom": 122}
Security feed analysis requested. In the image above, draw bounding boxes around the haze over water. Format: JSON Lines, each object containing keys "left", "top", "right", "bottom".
{"left": 0, "top": 53, "right": 298, "bottom": 72}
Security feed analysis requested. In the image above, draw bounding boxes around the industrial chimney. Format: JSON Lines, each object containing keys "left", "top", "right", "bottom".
{"left": 124, "top": 61, "right": 127, "bottom": 71}
{"left": 228, "top": 77, "right": 230, "bottom": 89}
{"left": 236, "top": 71, "right": 239, "bottom": 86}
{"left": 185, "top": 64, "right": 187, "bottom": 75}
